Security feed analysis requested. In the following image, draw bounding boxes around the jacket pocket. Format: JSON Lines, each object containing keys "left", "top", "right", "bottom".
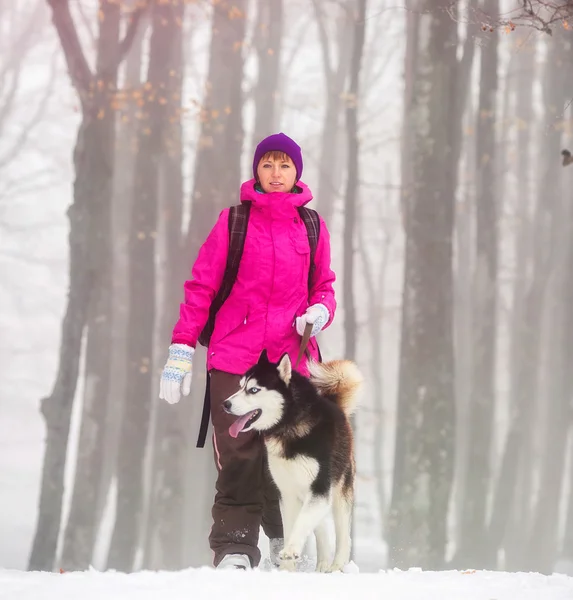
{"left": 292, "top": 297, "right": 309, "bottom": 329}
{"left": 211, "top": 303, "right": 249, "bottom": 346}
{"left": 291, "top": 231, "right": 310, "bottom": 255}
{"left": 290, "top": 231, "right": 310, "bottom": 287}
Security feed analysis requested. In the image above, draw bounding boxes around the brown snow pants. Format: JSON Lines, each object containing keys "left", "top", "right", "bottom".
{"left": 208, "top": 369, "right": 283, "bottom": 568}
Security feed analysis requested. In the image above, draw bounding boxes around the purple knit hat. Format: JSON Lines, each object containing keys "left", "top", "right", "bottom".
{"left": 252, "top": 132, "right": 303, "bottom": 181}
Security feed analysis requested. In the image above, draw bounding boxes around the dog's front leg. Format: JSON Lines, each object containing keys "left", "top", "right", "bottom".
{"left": 280, "top": 493, "right": 331, "bottom": 570}
{"left": 314, "top": 519, "right": 331, "bottom": 572}
{"left": 278, "top": 493, "right": 301, "bottom": 571}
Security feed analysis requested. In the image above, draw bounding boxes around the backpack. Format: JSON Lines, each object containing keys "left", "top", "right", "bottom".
{"left": 195, "top": 201, "right": 321, "bottom": 447}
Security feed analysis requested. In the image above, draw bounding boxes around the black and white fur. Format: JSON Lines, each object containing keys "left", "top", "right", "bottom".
{"left": 222, "top": 350, "right": 362, "bottom": 572}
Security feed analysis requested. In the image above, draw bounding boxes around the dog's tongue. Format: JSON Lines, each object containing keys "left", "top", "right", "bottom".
{"left": 229, "top": 411, "right": 257, "bottom": 438}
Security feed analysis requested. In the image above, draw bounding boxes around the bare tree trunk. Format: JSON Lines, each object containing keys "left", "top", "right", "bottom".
{"left": 485, "top": 30, "right": 535, "bottom": 567}
{"left": 184, "top": 350, "right": 216, "bottom": 567}
{"left": 444, "top": 7, "right": 479, "bottom": 491}
{"left": 343, "top": 0, "right": 366, "bottom": 562}
{"left": 312, "top": 0, "right": 353, "bottom": 224}
{"left": 452, "top": 93, "right": 475, "bottom": 555}
{"left": 502, "top": 31, "right": 568, "bottom": 571}
{"left": 28, "top": 0, "right": 145, "bottom": 571}
{"left": 342, "top": 0, "right": 366, "bottom": 363}
{"left": 561, "top": 433, "right": 573, "bottom": 563}
{"left": 526, "top": 46, "right": 573, "bottom": 569}
{"left": 143, "top": 0, "right": 187, "bottom": 570}
{"left": 107, "top": 1, "right": 179, "bottom": 572}
{"left": 251, "top": 0, "right": 282, "bottom": 145}
{"left": 186, "top": 0, "right": 247, "bottom": 258}
{"left": 457, "top": 0, "right": 499, "bottom": 567}
{"left": 398, "top": 0, "right": 418, "bottom": 231}
{"left": 524, "top": 213, "right": 571, "bottom": 572}
{"left": 358, "top": 193, "right": 393, "bottom": 526}
{"left": 60, "top": 2, "right": 121, "bottom": 570}
{"left": 431, "top": 13, "right": 478, "bottom": 549}
{"left": 388, "top": 0, "right": 458, "bottom": 570}
{"left": 96, "top": 12, "right": 148, "bottom": 547}
{"left": 527, "top": 262, "right": 573, "bottom": 572}
{"left": 447, "top": 14, "right": 479, "bottom": 537}
{"left": 28, "top": 118, "right": 92, "bottom": 572}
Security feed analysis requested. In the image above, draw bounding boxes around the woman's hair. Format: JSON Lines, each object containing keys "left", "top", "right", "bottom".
{"left": 258, "top": 150, "right": 292, "bottom": 164}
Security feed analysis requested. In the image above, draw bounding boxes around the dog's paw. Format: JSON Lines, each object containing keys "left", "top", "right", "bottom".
{"left": 278, "top": 547, "right": 300, "bottom": 572}
{"left": 326, "top": 561, "right": 345, "bottom": 573}
{"left": 315, "top": 559, "right": 330, "bottom": 573}
{"left": 278, "top": 547, "right": 300, "bottom": 562}
{"left": 279, "top": 559, "right": 297, "bottom": 572}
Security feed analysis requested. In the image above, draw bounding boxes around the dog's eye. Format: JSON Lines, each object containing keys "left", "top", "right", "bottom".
{"left": 248, "top": 387, "right": 260, "bottom": 394}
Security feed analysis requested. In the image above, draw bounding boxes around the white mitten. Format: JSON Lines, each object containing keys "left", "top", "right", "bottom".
{"left": 159, "top": 343, "right": 195, "bottom": 404}
{"left": 295, "top": 303, "right": 329, "bottom": 337}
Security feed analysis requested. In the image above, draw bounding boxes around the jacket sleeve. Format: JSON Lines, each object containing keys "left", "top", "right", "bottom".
{"left": 171, "top": 209, "right": 230, "bottom": 347}
{"left": 309, "top": 214, "right": 336, "bottom": 329}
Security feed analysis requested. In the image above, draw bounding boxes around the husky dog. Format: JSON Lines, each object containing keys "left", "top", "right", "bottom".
{"left": 222, "top": 350, "right": 362, "bottom": 572}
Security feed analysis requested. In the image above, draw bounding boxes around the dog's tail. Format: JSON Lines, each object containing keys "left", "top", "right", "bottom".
{"left": 307, "top": 359, "right": 363, "bottom": 417}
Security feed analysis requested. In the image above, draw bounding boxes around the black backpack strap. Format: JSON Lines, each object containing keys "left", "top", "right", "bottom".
{"left": 196, "top": 203, "right": 250, "bottom": 448}
{"left": 197, "top": 368, "right": 211, "bottom": 448}
{"left": 197, "top": 203, "right": 251, "bottom": 347}
{"left": 297, "top": 206, "right": 320, "bottom": 294}
{"left": 297, "top": 207, "right": 323, "bottom": 363}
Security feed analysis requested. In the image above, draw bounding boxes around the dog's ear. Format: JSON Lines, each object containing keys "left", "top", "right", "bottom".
{"left": 258, "top": 349, "right": 269, "bottom": 364}
{"left": 277, "top": 352, "right": 292, "bottom": 385}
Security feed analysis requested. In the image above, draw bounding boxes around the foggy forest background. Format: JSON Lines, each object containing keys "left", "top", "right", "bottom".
{"left": 1, "top": 0, "right": 573, "bottom": 577}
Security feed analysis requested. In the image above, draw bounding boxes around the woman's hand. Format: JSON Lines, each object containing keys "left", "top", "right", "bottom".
{"left": 159, "top": 343, "right": 195, "bottom": 404}
{"left": 295, "top": 303, "right": 330, "bottom": 338}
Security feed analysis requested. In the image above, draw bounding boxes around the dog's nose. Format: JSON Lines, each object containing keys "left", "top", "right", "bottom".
{"left": 223, "top": 399, "right": 232, "bottom": 412}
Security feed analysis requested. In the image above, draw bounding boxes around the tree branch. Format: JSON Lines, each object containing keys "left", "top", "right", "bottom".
{"left": 46, "top": 0, "right": 93, "bottom": 99}
{"left": 73, "top": 0, "right": 97, "bottom": 48}
{"left": 0, "top": 0, "right": 46, "bottom": 134}
{"left": 0, "top": 0, "right": 45, "bottom": 84}
{"left": 0, "top": 66, "right": 21, "bottom": 138}
{"left": 311, "top": 0, "right": 334, "bottom": 83}
{"left": 0, "top": 167, "right": 57, "bottom": 203}
{"left": 283, "top": 13, "right": 313, "bottom": 67}
{"left": 102, "top": 1, "right": 150, "bottom": 77}
{"left": 0, "top": 48, "right": 59, "bottom": 171}
{"left": 453, "top": 0, "right": 573, "bottom": 34}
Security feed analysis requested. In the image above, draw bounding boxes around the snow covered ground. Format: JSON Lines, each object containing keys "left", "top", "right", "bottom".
{"left": 1, "top": 566, "right": 571, "bottom": 600}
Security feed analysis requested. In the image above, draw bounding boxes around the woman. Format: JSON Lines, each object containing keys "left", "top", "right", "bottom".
{"left": 159, "top": 132, "right": 337, "bottom": 570}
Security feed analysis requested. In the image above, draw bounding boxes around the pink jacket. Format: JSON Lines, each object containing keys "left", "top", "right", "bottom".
{"left": 171, "top": 179, "right": 336, "bottom": 376}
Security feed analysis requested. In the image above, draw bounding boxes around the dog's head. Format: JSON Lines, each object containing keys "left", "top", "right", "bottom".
{"left": 223, "top": 350, "right": 292, "bottom": 438}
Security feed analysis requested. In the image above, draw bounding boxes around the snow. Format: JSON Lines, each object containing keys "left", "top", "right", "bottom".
{"left": 0, "top": 566, "right": 571, "bottom": 600}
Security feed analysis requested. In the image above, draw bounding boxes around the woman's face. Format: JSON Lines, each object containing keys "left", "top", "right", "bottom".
{"left": 256, "top": 151, "right": 297, "bottom": 193}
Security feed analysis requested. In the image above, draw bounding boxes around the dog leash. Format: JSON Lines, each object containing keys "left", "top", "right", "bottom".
{"left": 295, "top": 321, "right": 313, "bottom": 368}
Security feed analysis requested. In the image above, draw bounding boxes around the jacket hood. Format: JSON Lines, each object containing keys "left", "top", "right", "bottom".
{"left": 240, "top": 178, "right": 313, "bottom": 211}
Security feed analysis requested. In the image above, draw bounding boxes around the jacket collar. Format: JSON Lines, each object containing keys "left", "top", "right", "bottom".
{"left": 239, "top": 178, "right": 313, "bottom": 217}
